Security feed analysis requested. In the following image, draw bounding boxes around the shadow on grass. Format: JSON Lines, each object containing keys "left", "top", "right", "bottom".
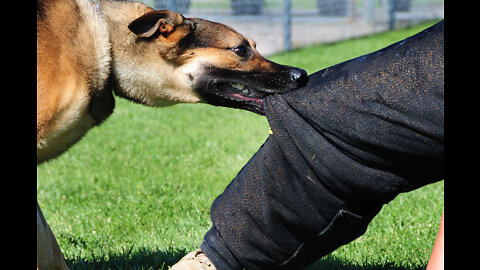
{"left": 66, "top": 248, "right": 426, "bottom": 270}
{"left": 308, "top": 255, "right": 426, "bottom": 270}
{"left": 66, "top": 246, "right": 188, "bottom": 270}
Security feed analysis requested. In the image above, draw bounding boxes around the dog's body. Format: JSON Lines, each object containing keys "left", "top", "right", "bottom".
{"left": 37, "top": 0, "right": 307, "bottom": 268}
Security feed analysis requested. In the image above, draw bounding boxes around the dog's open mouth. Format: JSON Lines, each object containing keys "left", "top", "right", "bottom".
{"left": 204, "top": 80, "right": 270, "bottom": 114}
{"left": 196, "top": 67, "right": 307, "bottom": 115}
{"left": 214, "top": 82, "right": 265, "bottom": 102}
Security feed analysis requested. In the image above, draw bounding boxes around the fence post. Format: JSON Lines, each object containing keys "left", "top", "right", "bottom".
{"left": 388, "top": 0, "right": 397, "bottom": 30}
{"left": 283, "top": 0, "right": 292, "bottom": 51}
{"left": 364, "top": 0, "right": 374, "bottom": 24}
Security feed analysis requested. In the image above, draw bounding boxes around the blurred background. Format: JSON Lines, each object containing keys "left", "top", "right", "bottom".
{"left": 140, "top": 0, "right": 444, "bottom": 55}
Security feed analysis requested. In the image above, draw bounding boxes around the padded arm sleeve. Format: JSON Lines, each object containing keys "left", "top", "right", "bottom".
{"left": 202, "top": 20, "right": 444, "bottom": 270}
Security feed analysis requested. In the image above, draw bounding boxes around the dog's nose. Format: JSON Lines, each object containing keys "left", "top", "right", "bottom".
{"left": 290, "top": 68, "right": 309, "bottom": 87}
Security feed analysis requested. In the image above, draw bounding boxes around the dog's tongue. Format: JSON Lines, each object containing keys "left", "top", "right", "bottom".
{"left": 231, "top": 93, "right": 256, "bottom": 102}
{"left": 231, "top": 94, "right": 263, "bottom": 105}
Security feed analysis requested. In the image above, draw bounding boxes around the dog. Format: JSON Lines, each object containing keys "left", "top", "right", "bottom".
{"left": 37, "top": 0, "right": 308, "bottom": 269}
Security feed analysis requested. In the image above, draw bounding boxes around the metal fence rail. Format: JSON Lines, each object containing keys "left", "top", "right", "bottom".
{"left": 140, "top": 0, "right": 444, "bottom": 55}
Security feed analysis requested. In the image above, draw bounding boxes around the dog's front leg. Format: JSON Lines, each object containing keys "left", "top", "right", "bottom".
{"left": 37, "top": 201, "right": 69, "bottom": 270}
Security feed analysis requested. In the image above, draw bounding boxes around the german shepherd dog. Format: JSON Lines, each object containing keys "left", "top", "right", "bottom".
{"left": 37, "top": 0, "right": 308, "bottom": 268}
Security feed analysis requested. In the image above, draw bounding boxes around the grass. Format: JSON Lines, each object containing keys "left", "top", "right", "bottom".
{"left": 37, "top": 20, "right": 443, "bottom": 269}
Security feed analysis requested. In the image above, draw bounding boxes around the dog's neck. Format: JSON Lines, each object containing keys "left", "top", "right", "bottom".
{"left": 99, "top": 1, "right": 200, "bottom": 106}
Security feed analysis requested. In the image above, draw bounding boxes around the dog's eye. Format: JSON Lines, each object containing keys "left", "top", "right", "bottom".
{"left": 232, "top": 46, "right": 246, "bottom": 57}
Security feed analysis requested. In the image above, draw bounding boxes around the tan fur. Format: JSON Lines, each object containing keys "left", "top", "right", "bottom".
{"left": 37, "top": 0, "right": 111, "bottom": 163}
{"left": 37, "top": 0, "right": 204, "bottom": 164}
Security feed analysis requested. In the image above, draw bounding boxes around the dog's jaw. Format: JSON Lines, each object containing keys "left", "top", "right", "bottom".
{"left": 112, "top": 58, "right": 201, "bottom": 107}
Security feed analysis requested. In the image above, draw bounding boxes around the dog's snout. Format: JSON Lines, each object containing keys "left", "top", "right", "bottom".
{"left": 289, "top": 68, "right": 308, "bottom": 87}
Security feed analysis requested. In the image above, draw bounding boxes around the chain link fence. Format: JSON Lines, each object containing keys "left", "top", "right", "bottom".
{"left": 140, "top": 0, "right": 444, "bottom": 55}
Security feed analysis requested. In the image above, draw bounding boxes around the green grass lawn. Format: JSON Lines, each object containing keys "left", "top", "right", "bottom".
{"left": 37, "top": 20, "right": 443, "bottom": 270}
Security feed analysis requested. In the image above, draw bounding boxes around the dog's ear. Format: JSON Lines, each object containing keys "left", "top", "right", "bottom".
{"left": 128, "top": 10, "right": 185, "bottom": 38}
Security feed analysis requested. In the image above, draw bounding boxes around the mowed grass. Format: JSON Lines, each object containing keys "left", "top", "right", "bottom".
{"left": 37, "top": 21, "right": 444, "bottom": 269}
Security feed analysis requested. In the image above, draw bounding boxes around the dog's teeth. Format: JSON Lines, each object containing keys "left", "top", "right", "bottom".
{"left": 229, "top": 83, "right": 251, "bottom": 95}
{"left": 231, "top": 83, "right": 244, "bottom": 90}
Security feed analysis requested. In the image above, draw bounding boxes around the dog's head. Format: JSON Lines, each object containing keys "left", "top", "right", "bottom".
{"left": 123, "top": 9, "right": 308, "bottom": 115}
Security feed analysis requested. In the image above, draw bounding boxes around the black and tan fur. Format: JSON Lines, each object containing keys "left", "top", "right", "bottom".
{"left": 37, "top": 0, "right": 307, "bottom": 268}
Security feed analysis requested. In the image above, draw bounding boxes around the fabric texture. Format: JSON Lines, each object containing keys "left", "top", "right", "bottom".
{"left": 201, "top": 20, "right": 444, "bottom": 270}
